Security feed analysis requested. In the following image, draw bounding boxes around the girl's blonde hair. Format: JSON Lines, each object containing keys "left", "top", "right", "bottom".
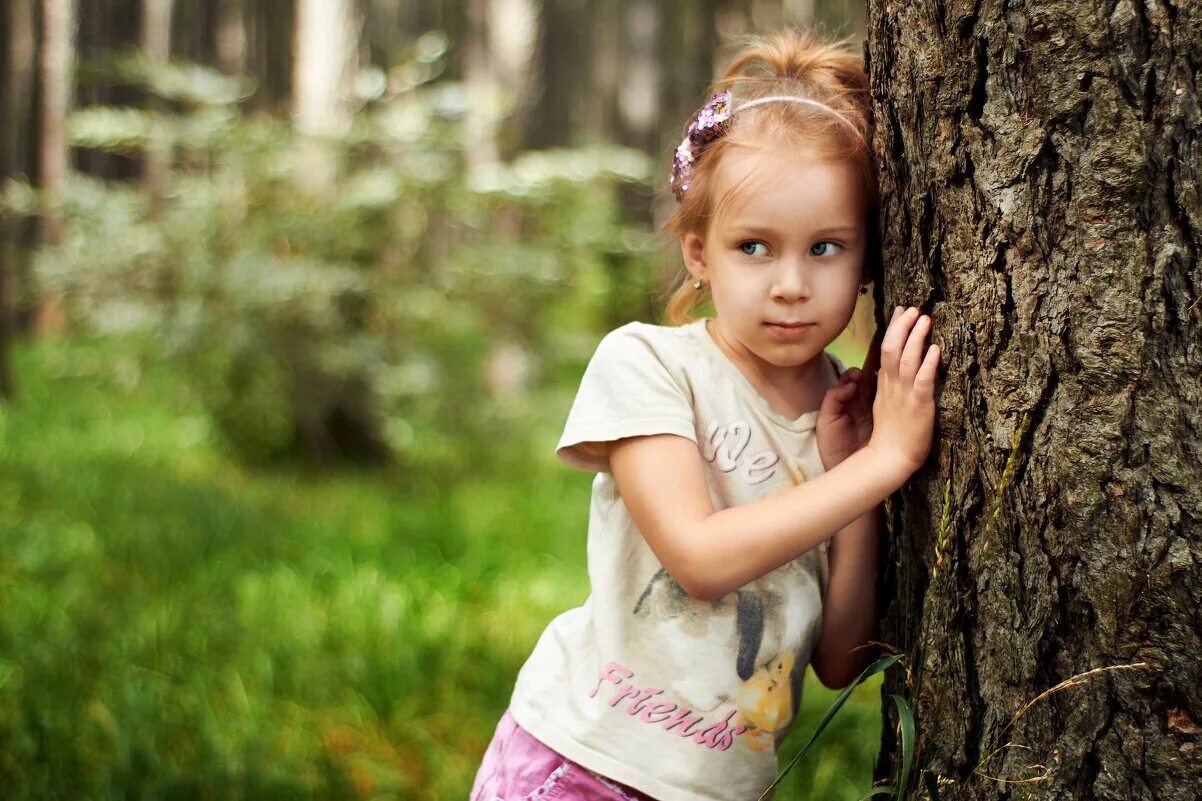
{"left": 664, "top": 30, "right": 878, "bottom": 325}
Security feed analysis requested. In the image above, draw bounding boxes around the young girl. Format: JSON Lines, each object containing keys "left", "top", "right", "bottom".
{"left": 472, "top": 30, "right": 940, "bottom": 801}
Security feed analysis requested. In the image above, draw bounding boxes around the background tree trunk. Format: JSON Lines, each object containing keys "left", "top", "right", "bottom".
{"left": 0, "top": 0, "right": 40, "bottom": 398}
{"left": 75, "top": 0, "right": 141, "bottom": 180}
{"left": 37, "top": 0, "right": 75, "bottom": 333}
{"left": 141, "top": 0, "right": 173, "bottom": 217}
{"left": 520, "top": 0, "right": 585, "bottom": 149}
{"left": 866, "top": 1, "right": 1201, "bottom": 798}
{"left": 214, "top": 0, "right": 245, "bottom": 75}
{"left": 39, "top": 0, "right": 73, "bottom": 250}
{"left": 292, "top": 0, "right": 359, "bottom": 193}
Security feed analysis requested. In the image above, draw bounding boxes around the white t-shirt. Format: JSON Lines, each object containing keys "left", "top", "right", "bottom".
{"left": 509, "top": 319, "right": 843, "bottom": 801}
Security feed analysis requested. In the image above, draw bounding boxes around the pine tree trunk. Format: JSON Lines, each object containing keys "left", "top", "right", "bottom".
{"left": 461, "top": 0, "right": 497, "bottom": 164}
{"left": 522, "top": 0, "right": 586, "bottom": 148}
{"left": 37, "top": 0, "right": 75, "bottom": 334}
{"left": 865, "top": 2, "right": 1202, "bottom": 799}
{"left": 141, "top": 0, "right": 172, "bottom": 217}
{"left": 292, "top": 0, "right": 358, "bottom": 193}
{"left": 0, "top": 0, "right": 37, "bottom": 399}
{"left": 39, "top": 0, "right": 74, "bottom": 250}
{"left": 214, "top": 0, "right": 246, "bottom": 75}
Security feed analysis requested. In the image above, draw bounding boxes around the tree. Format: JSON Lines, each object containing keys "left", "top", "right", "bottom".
{"left": 292, "top": 0, "right": 359, "bottom": 193}
{"left": 141, "top": 0, "right": 173, "bottom": 215}
{"left": 865, "top": 1, "right": 1201, "bottom": 798}
{"left": 37, "top": 0, "right": 75, "bottom": 333}
{"left": 39, "top": 0, "right": 74, "bottom": 250}
{"left": 0, "top": 0, "right": 39, "bottom": 399}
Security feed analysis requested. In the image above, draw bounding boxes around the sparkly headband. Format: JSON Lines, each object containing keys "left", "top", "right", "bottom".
{"left": 669, "top": 91, "right": 866, "bottom": 201}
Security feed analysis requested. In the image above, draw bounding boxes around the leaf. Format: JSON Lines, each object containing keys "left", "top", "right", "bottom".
{"left": 923, "top": 770, "right": 942, "bottom": 801}
{"left": 888, "top": 692, "right": 916, "bottom": 798}
{"left": 857, "top": 786, "right": 896, "bottom": 799}
{"left": 758, "top": 654, "right": 903, "bottom": 801}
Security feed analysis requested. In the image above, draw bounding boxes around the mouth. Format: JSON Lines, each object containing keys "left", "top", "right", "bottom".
{"left": 764, "top": 321, "right": 815, "bottom": 340}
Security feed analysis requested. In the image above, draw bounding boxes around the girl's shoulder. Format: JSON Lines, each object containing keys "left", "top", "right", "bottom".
{"left": 594, "top": 319, "right": 707, "bottom": 367}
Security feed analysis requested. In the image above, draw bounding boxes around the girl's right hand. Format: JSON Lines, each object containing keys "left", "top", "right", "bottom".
{"left": 866, "top": 306, "right": 941, "bottom": 478}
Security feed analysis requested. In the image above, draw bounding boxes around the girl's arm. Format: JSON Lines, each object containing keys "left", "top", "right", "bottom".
{"left": 607, "top": 307, "right": 938, "bottom": 602}
{"left": 608, "top": 435, "right": 899, "bottom": 600}
{"left": 809, "top": 509, "right": 879, "bottom": 688}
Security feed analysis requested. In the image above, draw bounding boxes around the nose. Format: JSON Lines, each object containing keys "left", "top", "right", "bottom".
{"left": 770, "top": 256, "right": 811, "bottom": 302}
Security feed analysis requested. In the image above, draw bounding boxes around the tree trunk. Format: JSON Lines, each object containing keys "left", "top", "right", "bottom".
{"left": 618, "top": 0, "right": 660, "bottom": 155}
{"left": 292, "top": 0, "right": 359, "bottom": 193}
{"left": 214, "top": 0, "right": 246, "bottom": 75}
{"left": 246, "top": 0, "right": 294, "bottom": 111}
{"left": 461, "top": 0, "right": 496, "bottom": 164}
{"left": 522, "top": 0, "right": 587, "bottom": 149}
{"left": 141, "top": 0, "right": 172, "bottom": 217}
{"left": 39, "top": 0, "right": 73, "bottom": 250}
{"left": 37, "top": 0, "right": 75, "bottom": 334}
{"left": 866, "top": 1, "right": 1202, "bottom": 799}
{"left": 75, "top": 0, "right": 141, "bottom": 180}
{"left": 1, "top": 0, "right": 39, "bottom": 398}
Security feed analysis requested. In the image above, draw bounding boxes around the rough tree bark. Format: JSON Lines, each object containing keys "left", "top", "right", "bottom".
{"left": 866, "top": 1, "right": 1201, "bottom": 799}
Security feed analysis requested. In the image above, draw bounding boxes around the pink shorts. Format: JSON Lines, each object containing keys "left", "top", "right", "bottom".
{"left": 471, "top": 710, "right": 654, "bottom": 801}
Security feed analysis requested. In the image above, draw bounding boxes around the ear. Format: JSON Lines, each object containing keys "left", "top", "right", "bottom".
{"left": 680, "top": 231, "right": 707, "bottom": 281}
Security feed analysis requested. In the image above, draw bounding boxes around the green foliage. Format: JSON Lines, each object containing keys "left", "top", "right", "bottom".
{"left": 883, "top": 692, "right": 916, "bottom": 798}
{"left": 765, "top": 655, "right": 904, "bottom": 801}
{"left": 38, "top": 49, "right": 655, "bottom": 467}
{"left": 0, "top": 336, "right": 881, "bottom": 800}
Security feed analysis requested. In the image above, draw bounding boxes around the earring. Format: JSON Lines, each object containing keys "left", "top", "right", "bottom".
{"left": 693, "top": 279, "right": 704, "bottom": 290}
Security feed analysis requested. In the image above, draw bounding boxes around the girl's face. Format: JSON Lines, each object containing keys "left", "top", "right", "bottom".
{"left": 681, "top": 147, "right": 868, "bottom": 378}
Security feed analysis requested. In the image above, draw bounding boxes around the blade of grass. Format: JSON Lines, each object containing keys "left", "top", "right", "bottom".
{"left": 923, "top": 770, "right": 941, "bottom": 801}
{"left": 758, "top": 654, "right": 903, "bottom": 801}
{"left": 887, "top": 692, "right": 915, "bottom": 797}
{"left": 856, "top": 786, "right": 896, "bottom": 799}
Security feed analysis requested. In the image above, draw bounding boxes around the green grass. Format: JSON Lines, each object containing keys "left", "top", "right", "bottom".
{"left": 0, "top": 335, "right": 881, "bottom": 800}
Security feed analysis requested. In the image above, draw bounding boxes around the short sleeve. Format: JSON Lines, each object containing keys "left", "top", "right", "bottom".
{"left": 556, "top": 325, "right": 697, "bottom": 472}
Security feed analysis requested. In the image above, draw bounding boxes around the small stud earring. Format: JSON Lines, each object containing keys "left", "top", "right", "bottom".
{"left": 693, "top": 279, "right": 704, "bottom": 290}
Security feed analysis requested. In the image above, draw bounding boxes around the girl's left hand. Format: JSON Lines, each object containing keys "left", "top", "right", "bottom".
{"left": 816, "top": 331, "right": 882, "bottom": 470}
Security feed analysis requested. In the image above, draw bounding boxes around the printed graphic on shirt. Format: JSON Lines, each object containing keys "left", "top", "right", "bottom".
{"left": 616, "top": 421, "right": 821, "bottom": 751}
{"left": 702, "top": 419, "right": 780, "bottom": 484}
{"left": 629, "top": 568, "right": 806, "bottom": 751}
{"left": 589, "top": 662, "right": 748, "bottom": 751}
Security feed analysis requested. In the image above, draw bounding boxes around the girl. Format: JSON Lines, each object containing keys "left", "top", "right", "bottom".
{"left": 472, "top": 30, "right": 940, "bottom": 801}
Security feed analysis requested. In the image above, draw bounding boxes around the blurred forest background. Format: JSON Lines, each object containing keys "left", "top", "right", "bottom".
{"left": 0, "top": 1, "right": 880, "bottom": 798}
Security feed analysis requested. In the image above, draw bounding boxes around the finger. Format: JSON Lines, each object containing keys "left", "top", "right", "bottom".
{"left": 824, "top": 381, "right": 858, "bottom": 408}
{"left": 840, "top": 367, "right": 863, "bottom": 384}
{"left": 899, "top": 314, "right": 931, "bottom": 380}
{"left": 914, "top": 343, "right": 941, "bottom": 393}
{"left": 834, "top": 379, "right": 858, "bottom": 397}
{"left": 818, "top": 385, "right": 848, "bottom": 420}
{"left": 880, "top": 306, "right": 919, "bottom": 378}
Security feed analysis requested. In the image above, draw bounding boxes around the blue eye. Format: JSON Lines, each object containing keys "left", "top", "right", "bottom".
{"left": 810, "top": 242, "right": 840, "bottom": 257}
{"left": 739, "top": 241, "right": 768, "bottom": 257}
